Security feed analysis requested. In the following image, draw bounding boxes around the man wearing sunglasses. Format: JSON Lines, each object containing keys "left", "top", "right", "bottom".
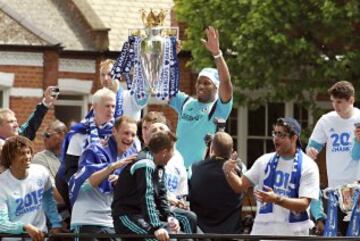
{"left": 33, "top": 120, "right": 67, "bottom": 203}
{"left": 223, "top": 117, "right": 319, "bottom": 236}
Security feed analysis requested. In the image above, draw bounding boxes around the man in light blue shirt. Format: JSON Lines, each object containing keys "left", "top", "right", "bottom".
{"left": 169, "top": 26, "right": 233, "bottom": 168}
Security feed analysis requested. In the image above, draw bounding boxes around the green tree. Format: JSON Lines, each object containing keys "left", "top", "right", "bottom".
{"left": 175, "top": 0, "right": 360, "bottom": 106}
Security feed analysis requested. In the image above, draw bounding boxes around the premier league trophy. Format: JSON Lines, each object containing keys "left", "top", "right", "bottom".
{"left": 111, "top": 9, "right": 179, "bottom": 100}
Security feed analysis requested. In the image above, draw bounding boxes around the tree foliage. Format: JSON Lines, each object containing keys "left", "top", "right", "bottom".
{"left": 175, "top": 0, "right": 360, "bottom": 106}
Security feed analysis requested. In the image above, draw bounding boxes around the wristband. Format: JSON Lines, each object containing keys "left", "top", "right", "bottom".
{"left": 213, "top": 50, "right": 223, "bottom": 59}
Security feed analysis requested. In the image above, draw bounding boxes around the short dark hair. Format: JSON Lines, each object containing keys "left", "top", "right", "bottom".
{"left": 328, "top": 81, "right": 355, "bottom": 100}
{"left": 141, "top": 111, "right": 167, "bottom": 125}
{"left": 1, "top": 136, "right": 33, "bottom": 168}
{"left": 148, "top": 131, "right": 177, "bottom": 154}
{"left": 114, "top": 116, "right": 137, "bottom": 130}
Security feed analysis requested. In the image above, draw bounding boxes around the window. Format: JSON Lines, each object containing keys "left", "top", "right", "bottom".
{"left": 246, "top": 103, "right": 285, "bottom": 167}
{"left": 0, "top": 90, "right": 3, "bottom": 107}
{"left": 54, "top": 94, "right": 89, "bottom": 127}
{"left": 294, "top": 103, "right": 309, "bottom": 130}
{"left": 234, "top": 101, "right": 313, "bottom": 169}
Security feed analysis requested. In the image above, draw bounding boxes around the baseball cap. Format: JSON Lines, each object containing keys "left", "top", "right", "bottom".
{"left": 198, "top": 68, "right": 219, "bottom": 89}
{"left": 277, "top": 117, "right": 302, "bottom": 147}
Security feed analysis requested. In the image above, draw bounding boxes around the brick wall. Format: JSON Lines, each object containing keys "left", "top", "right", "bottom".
{"left": 0, "top": 65, "right": 43, "bottom": 88}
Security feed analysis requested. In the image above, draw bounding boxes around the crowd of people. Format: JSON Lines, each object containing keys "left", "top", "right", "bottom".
{"left": 0, "top": 26, "right": 359, "bottom": 241}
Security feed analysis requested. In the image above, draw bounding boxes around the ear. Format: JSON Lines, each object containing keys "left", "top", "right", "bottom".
{"left": 112, "top": 127, "right": 117, "bottom": 136}
{"left": 350, "top": 96, "right": 355, "bottom": 105}
{"left": 291, "top": 135, "right": 298, "bottom": 144}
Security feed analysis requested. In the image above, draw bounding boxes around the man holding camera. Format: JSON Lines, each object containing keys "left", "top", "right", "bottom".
{"left": 189, "top": 132, "right": 243, "bottom": 234}
{"left": 0, "top": 86, "right": 58, "bottom": 146}
{"left": 169, "top": 26, "right": 233, "bottom": 168}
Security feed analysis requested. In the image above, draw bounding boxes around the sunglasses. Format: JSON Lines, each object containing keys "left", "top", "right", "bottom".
{"left": 271, "top": 130, "right": 290, "bottom": 138}
{"left": 43, "top": 130, "right": 66, "bottom": 138}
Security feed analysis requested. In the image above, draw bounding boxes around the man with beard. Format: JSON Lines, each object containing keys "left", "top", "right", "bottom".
{"left": 223, "top": 118, "right": 319, "bottom": 236}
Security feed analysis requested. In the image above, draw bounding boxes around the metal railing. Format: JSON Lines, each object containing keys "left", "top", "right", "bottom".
{"left": 0, "top": 233, "right": 359, "bottom": 240}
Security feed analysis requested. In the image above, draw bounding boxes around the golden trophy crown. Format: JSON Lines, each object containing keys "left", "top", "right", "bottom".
{"left": 141, "top": 9, "right": 167, "bottom": 28}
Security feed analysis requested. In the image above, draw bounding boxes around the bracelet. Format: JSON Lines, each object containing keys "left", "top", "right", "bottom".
{"left": 213, "top": 50, "right": 223, "bottom": 59}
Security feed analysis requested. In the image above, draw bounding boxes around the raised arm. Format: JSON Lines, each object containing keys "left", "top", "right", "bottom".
{"left": 202, "top": 26, "right": 232, "bottom": 103}
{"left": 223, "top": 159, "right": 252, "bottom": 193}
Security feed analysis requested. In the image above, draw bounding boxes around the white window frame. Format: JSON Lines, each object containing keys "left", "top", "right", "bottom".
{"left": 0, "top": 72, "right": 14, "bottom": 108}
{"left": 236, "top": 101, "right": 315, "bottom": 166}
{"left": 55, "top": 78, "right": 93, "bottom": 120}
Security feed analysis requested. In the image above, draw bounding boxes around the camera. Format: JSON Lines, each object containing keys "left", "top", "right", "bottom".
{"left": 203, "top": 118, "right": 227, "bottom": 146}
{"left": 51, "top": 87, "right": 60, "bottom": 97}
{"left": 355, "top": 122, "right": 360, "bottom": 128}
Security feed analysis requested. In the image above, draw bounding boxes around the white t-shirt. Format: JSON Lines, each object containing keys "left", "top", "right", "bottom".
{"left": 165, "top": 150, "right": 188, "bottom": 198}
{"left": 0, "top": 164, "right": 54, "bottom": 233}
{"left": 309, "top": 108, "right": 360, "bottom": 188}
{"left": 71, "top": 180, "right": 113, "bottom": 229}
{"left": 244, "top": 152, "right": 319, "bottom": 235}
{"left": 66, "top": 133, "right": 87, "bottom": 157}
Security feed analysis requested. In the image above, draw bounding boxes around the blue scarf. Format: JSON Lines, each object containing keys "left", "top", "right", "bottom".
{"left": 346, "top": 189, "right": 360, "bottom": 236}
{"left": 114, "top": 85, "right": 124, "bottom": 118}
{"left": 324, "top": 190, "right": 338, "bottom": 236}
{"left": 68, "top": 136, "right": 137, "bottom": 206}
{"left": 57, "top": 119, "right": 113, "bottom": 180}
{"left": 260, "top": 148, "right": 309, "bottom": 223}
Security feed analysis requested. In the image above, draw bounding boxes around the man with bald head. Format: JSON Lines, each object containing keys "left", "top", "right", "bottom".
{"left": 189, "top": 132, "right": 243, "bottom": 234}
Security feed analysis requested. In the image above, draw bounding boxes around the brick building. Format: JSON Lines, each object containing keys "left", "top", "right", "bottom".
{"left": 0, "top": 0, "right": 331, "bottom": 190}
{"left": 0, "top": 0, "right": 197, "bottom": 152}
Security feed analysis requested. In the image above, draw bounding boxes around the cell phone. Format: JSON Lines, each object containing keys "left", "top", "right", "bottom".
{"left": 355, "top": 122, "right": 360, "bottom": 128}
{"left": 51, "top": 87, "right": 60, "bottom": 97}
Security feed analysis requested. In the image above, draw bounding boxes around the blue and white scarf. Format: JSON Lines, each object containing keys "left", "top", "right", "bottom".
{"left": 324, "top": 190, "right": 338, "bottom": 236}
{"left": 260, "top": 148, "right": 309, "bottom": 223}
{"left": 68, "top": 136, "right": 137, "bottom": 206}
{"left": 57, "top": 118, "right": 113, "bottom": 181}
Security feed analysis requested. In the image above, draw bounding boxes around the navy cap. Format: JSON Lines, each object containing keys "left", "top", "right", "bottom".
{"left": 277, "top": 117, "right": 302, "bottom": 147}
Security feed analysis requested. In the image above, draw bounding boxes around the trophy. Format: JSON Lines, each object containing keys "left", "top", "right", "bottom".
{"left": 111, "top": 9, "right": 179, "bottom": 100}
{"left": 324, "top": 183, "right": 360, "bottom": 221}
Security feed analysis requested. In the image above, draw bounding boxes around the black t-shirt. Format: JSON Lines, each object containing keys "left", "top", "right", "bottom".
{"left": 189, "top": 157, "right": 243, "bottom": 233}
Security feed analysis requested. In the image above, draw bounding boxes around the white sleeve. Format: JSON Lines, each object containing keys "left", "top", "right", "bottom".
{"left": 244, "top": 155, "right": 268, "bottom": 186}
{"left": 299, "top": 158, "right": 320, "bottom": 200}
{"left": 122, "top": 91, "right": 144, "bottom": 121}
{"left": 309, "top": 116, "right": 327, "bottom": 145}
{"left": 0, "top": 187, "right": 24, "bottom": 233}
{"left": 177, "top": 167, "right": 189, "bottom": 196}
{"left": 66, "top": 134, "right": 86, "bottom": 156}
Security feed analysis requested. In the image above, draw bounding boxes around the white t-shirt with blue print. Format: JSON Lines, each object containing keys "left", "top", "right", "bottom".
{"left": 169, "top": 91, "right": 233, "bottom": 168}
{"left": 0, "top": 164, "right": 61, "bottom": 234}
{"left": 165, "top": 150, "right": 188, "bottom": 199}
{"left": 244, "top": 152, "right": 319, "bottom": 235}
{"left": 309, "top": 108, "right": 360, "bottom": 188}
